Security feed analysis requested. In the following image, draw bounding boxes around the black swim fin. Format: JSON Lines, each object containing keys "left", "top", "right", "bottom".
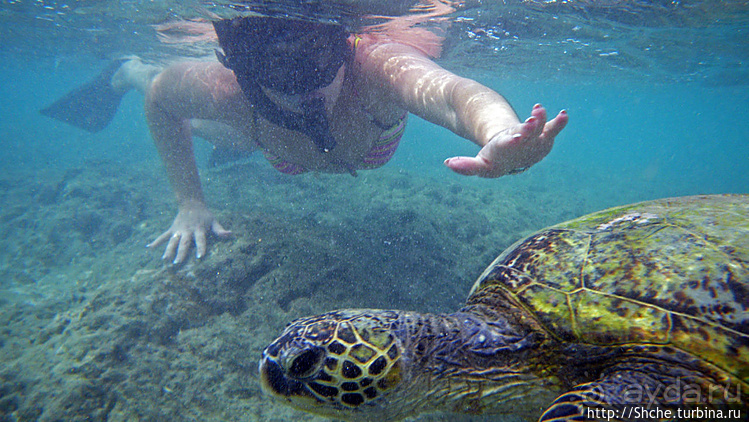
{"left": 40, "top": 59, "right": 128, "bottom": 133}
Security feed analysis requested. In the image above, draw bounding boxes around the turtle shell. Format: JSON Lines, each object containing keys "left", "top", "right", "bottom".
{"left": 468, "top": 194, "right": 748, "bottom": 384}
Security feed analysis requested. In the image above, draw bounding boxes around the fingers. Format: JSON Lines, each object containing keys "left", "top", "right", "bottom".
{"left": 151, "top": 221, "right": 232, "bottom": 264}
{"left": 446, "top": 105, "right": 568, "bottom": 178}
{"left": 195, "top": 230, "right": 207, "bottom": 259}
{"left": 159, "top": 232, "right": 178, "bottom": 261}
{"left": 157, "top": 231, "right": 193, "bottom": 264}
{"left": 444, "top": 156, "right": 490, "bottom": 176}
{"left": 212, "top": 221, "right": 232, "bottom": 238}
{"left": 542, "top": 109, "right": 569, "bottom": 139}
{"left": 530, "top": 103, "right": 547, "bottom": 122}
{"left": 147, "top": 231, "right": 172, "bottom": 249}
{"left": 175, "top": 232, "right": 193, "bottom": 264}
{"left": 522, "top": 105, "right": 546, "bottom": 139}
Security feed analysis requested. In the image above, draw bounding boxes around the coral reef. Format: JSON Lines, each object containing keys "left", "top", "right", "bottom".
{"left": 0, "top": 158, "right": 587, "bottom": 421}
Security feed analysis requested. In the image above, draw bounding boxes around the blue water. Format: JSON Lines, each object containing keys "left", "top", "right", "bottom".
{"left": 4, "top": 57, "right": 747, "bottom": 201}
{"left": 397, "top": 79, "right": 749, "bottom": 196}
{"left": 0, "top": 1, "right": 747, "bottom": 421}
{"left": 2, "top": 1, "right": 747, "bottom": 206}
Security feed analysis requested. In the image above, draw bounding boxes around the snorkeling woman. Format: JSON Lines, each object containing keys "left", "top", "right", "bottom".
{"left": 42, "top": 15, "right": 568, "bottom": 264}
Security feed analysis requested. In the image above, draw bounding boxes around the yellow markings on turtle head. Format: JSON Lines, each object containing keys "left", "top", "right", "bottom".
{"left": 302, "top": 314, "right": 405, "bottom": 408}
{"left": 368, "top": 329, "right": 394, "bottom": 349}
{"left": 350, "top": 343, "right": 376, "bottom": 363}
{"left": 377, "top": 360, "right": 402, "bottom": 391}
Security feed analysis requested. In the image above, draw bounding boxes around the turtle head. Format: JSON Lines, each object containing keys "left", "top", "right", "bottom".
{"left": 259, "top": 309, "right": 408, "bottom": 420}
{"left": 261, "top": 308, "right": 551, "bottom": 420}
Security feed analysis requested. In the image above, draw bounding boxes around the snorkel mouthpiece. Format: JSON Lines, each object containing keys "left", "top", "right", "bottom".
{"left": 300, "top": 96, "right": 336, "bottom": 153}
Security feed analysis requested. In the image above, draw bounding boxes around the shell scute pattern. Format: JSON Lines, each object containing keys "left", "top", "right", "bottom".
{"left": 496, "top": 229, "right": 591, "bottom": 293}
{"left": 570, "top": 290, "right": 671, "bottom": 345}
{"left": 516, "top": 284, "right": 574, "bottom": 342}
{"left": 471, "top": 195, "right": 749, "bottom": 384}
{"left": 582, "top": 217, "right": 739, "bottom": 322}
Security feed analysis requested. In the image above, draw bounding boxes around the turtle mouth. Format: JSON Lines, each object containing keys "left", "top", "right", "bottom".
{"left": 259, "top": 357, "right": 286, "bottom": 394}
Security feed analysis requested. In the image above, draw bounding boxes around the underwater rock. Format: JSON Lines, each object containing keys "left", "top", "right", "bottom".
{"left": 109, "top": 222, "right": 133, "bottom": 245}
{"left": 72, "top": 210, "right": 103, "bottom": 237}
{"left": 0, "top": 158, "right": 592, "bottom": 421}
{"left": 36, "top": 182, "right": 63, "bottom": 206}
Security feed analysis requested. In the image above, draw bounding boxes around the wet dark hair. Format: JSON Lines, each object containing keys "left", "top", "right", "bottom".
{"left": 214, "top": 16, "right": 350, "bottom": 95}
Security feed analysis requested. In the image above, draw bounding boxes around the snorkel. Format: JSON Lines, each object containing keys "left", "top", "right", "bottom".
{"left": 213, "top": 16, "right": 351, "bottom": 153}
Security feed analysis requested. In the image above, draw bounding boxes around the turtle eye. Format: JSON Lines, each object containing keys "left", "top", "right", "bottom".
{"left": 287, "top": 347, "right": 324, "bottom": 379}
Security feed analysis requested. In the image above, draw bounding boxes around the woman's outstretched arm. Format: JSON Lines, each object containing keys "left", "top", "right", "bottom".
{"left": 357, "top": 40, "right": 568, "bottom": 177}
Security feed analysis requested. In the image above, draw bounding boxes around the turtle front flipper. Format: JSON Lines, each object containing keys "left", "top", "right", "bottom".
{"left": 539, "top": 380, "right": 623, "bottom": 422}
{"left": 539, "top": 362, "right": 748, "bottom": 422}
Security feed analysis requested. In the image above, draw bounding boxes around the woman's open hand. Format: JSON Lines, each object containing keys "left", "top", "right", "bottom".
{"left": 444, "top": 104, "right": 568, "bottom": 178}
{"left": 148, "top": 199, "right": 232, "bottom": 264}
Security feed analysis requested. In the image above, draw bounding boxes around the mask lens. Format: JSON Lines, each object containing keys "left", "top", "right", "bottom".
{"left": 215, "top": 16, "right": 348, "bottom": 95}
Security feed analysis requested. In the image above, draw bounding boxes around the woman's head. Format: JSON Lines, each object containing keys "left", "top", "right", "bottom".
{"left": 214, "top": 16, "right": 350, "bottom": 95}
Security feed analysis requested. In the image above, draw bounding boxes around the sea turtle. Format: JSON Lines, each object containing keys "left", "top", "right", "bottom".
{"left": 259, "top": 194, "right": 749, "bottom": 421}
